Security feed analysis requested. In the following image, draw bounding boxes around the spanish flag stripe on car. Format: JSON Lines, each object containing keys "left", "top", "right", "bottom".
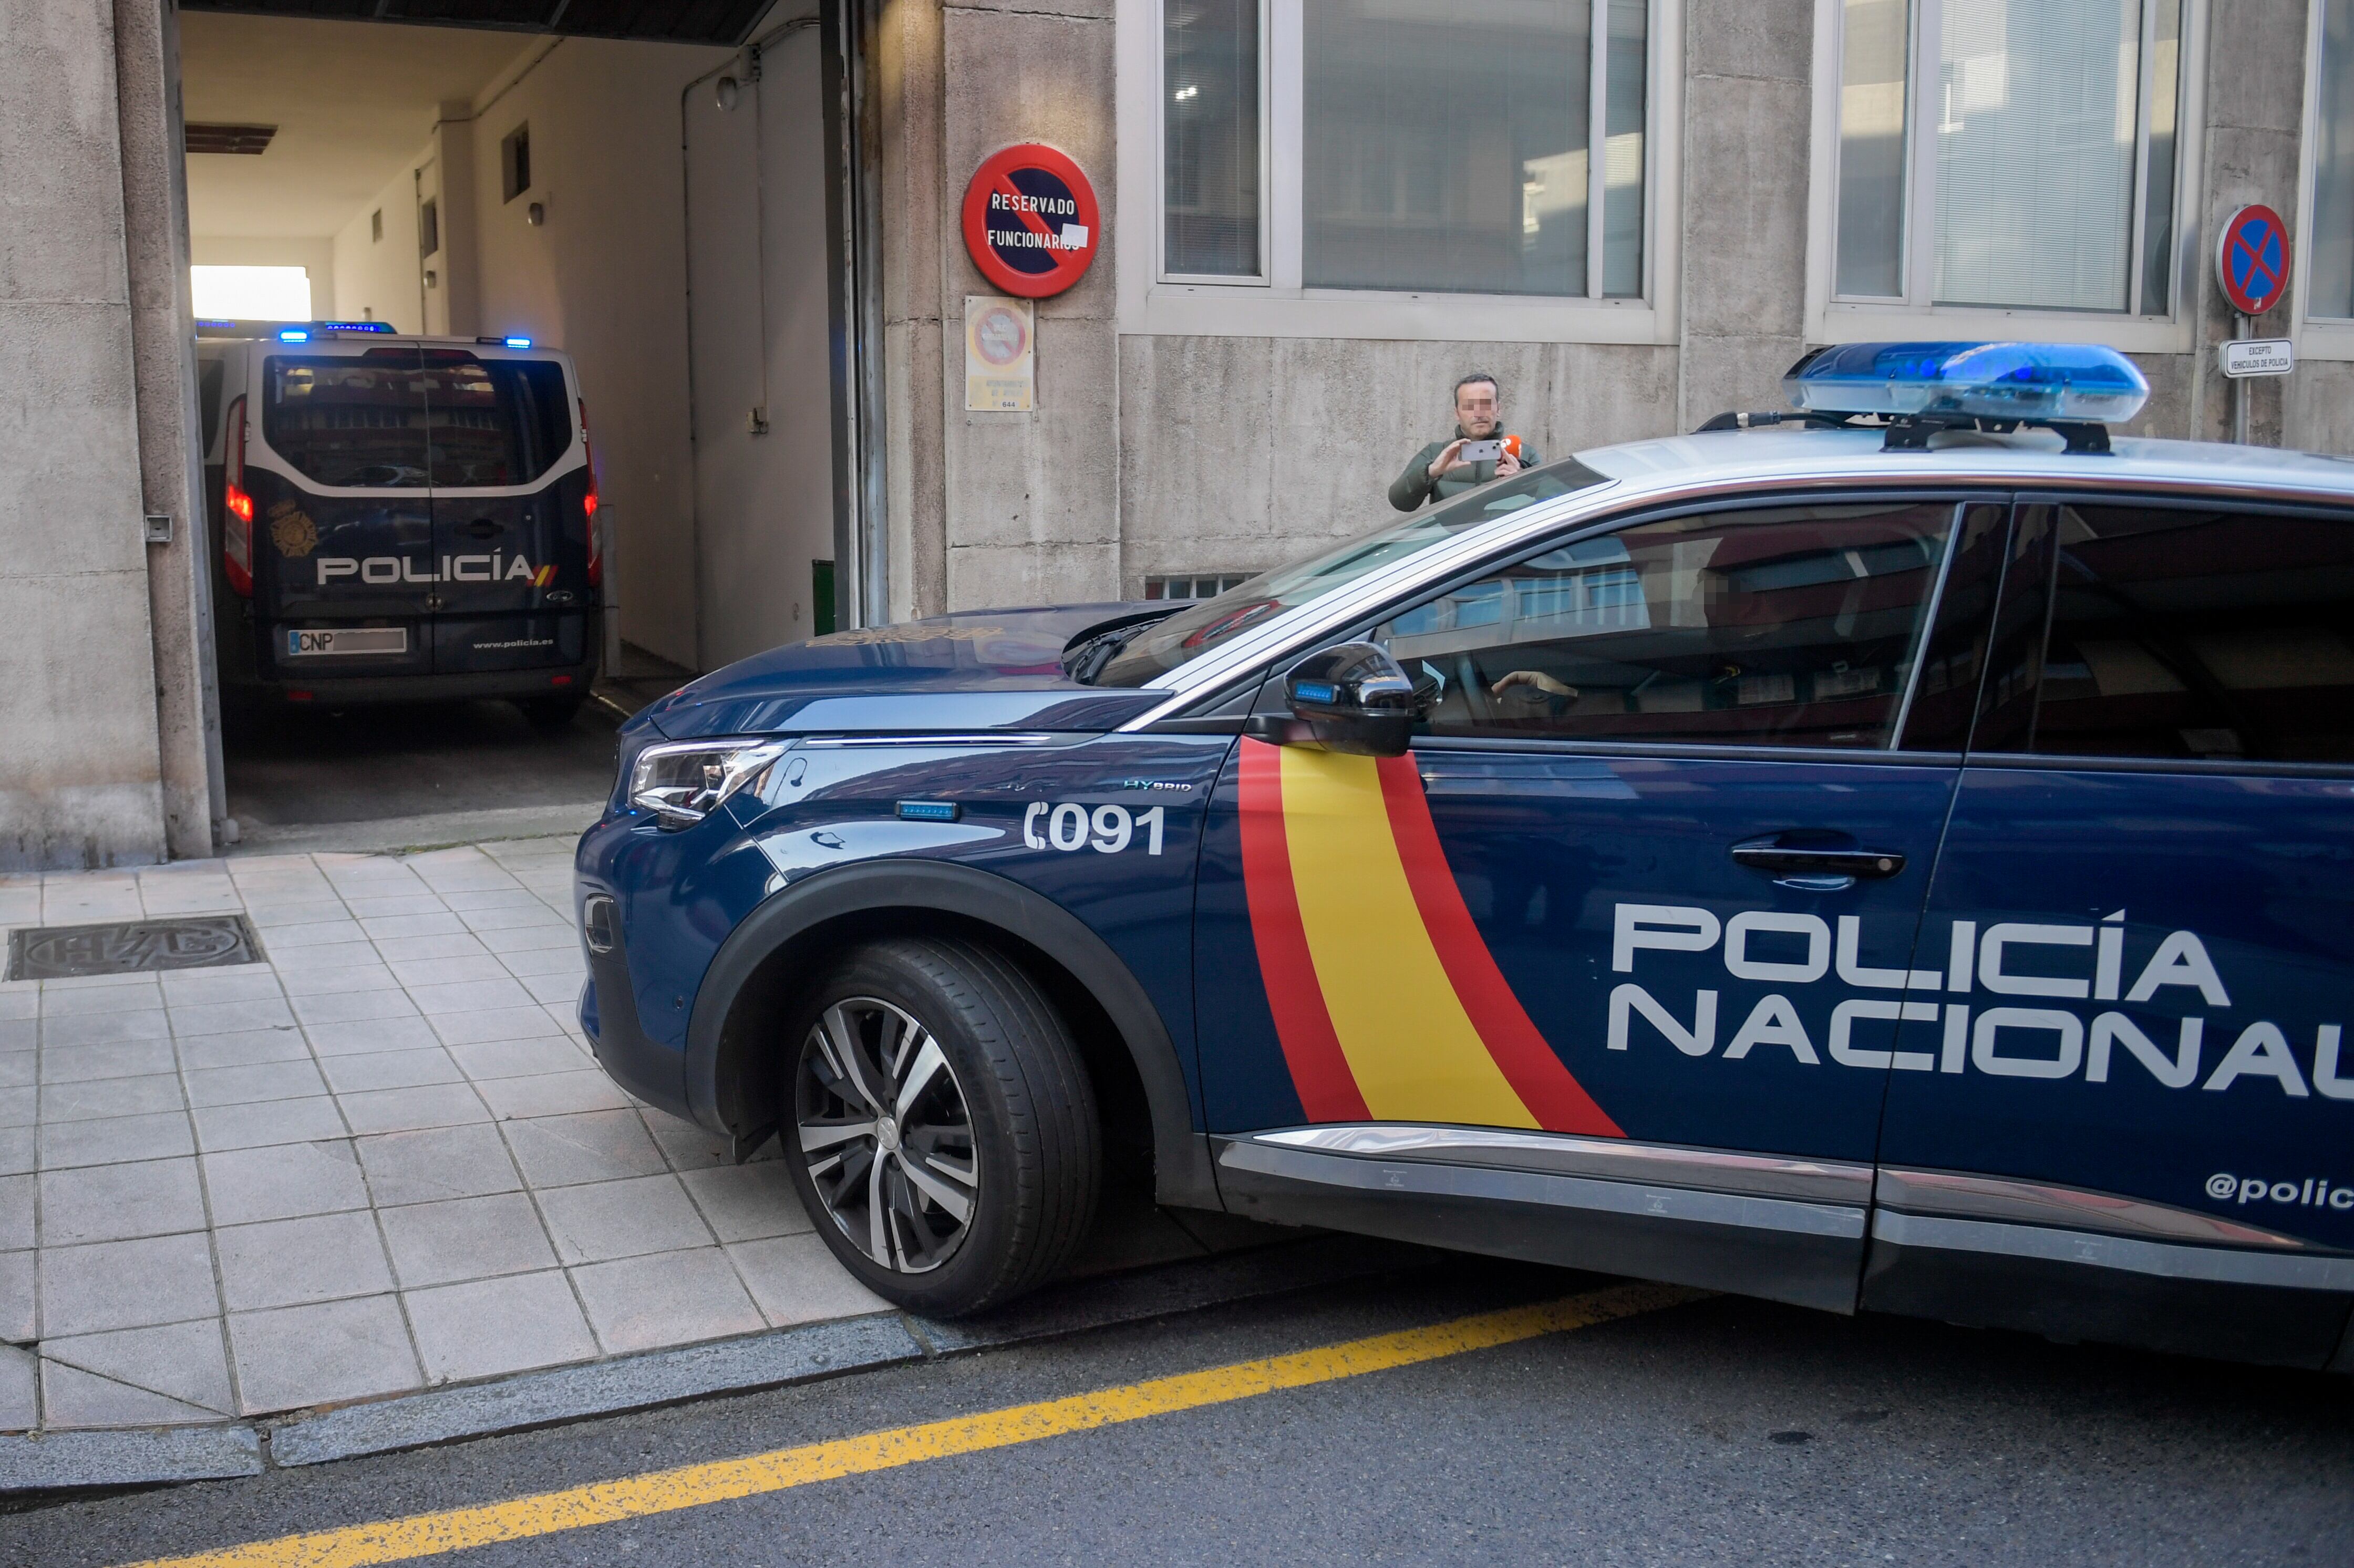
{"left": 1239, "top": 738, "right": 1622, "bottom": 1137}
{"left": 1237, "top": 740, "right": 1369, "bottom": 1122}
{"left": 1372, "top": 752, "right": 1623, "bottom": 1137}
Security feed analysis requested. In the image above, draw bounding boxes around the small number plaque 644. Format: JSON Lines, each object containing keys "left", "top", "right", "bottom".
{"left": 1023, "top": 802, "right": 1166, "bottom": 855}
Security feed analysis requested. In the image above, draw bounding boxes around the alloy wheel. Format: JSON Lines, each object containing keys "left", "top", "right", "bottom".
{"left": 794, "top": 996, "right": 979, "bottom": 1273}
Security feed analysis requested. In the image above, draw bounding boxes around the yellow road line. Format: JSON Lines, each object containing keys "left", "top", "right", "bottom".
{"left": 123, "top": 1281, "right": 1703, "bottom": 1568}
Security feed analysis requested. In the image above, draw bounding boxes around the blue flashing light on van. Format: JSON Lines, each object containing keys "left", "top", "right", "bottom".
{"left": 572, "top": 344, "right": 2354, "bottom": 1370}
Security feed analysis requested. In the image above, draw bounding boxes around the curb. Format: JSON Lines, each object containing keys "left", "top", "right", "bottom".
{"left": 1, "top": 1234, "right": 1426, "bottom": 1496}
{"left": 0, "top": 1427, "right": 263, "bottom": 1494}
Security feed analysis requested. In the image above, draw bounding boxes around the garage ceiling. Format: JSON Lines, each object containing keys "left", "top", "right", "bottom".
{"left": 182, "top": 13, "right": 544, "bottom": 239}
{"left": 178, "top": 1, "right": 776, "bottom": 47}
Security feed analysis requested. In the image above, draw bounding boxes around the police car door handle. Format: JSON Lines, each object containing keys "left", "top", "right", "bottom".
{"left": 465, "top": 518, "right": 501, "bottom": 540}
{"left": 1729, "top": 838, "right": 1906, "bottom": 879}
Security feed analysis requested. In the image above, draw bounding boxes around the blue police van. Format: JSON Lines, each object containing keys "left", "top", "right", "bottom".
{"left": 195, "top": 322, "right": 602, "bottom": 725}
{"left": 576, "top": 344, "right": 2354, "bottom": 1368}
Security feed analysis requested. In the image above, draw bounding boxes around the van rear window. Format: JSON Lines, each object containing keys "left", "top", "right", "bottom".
{"left": 264, "top": 356, "right": 430, "bottom": 488}
{"left": 262, "top": 352, "right": 574, "bottom": 490}
{"left": 428, "top": 359, "right": 573, "bottom": 489}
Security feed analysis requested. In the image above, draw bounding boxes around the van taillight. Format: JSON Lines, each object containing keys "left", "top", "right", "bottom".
{"left": 223, "top": 396, "right": 253, "bottom": 597}
{"left": 580, "top": 396, "right": 602, "bottom": 589}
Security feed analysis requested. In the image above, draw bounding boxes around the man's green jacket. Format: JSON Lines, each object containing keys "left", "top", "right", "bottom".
{"left": 1387, "top": 429, "right": 1543, "bottom": 511}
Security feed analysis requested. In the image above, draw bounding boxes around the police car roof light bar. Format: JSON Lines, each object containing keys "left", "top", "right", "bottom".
{"left": 1785, "top": 341, "right": 2149, "bottom": 455}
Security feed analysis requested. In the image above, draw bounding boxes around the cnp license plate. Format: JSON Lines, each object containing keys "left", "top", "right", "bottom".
{"left": 284, "top": 626, "right": 407, "bottom": 657}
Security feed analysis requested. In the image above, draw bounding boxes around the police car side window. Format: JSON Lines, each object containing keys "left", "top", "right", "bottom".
{"left": 1377, "top": 501, "right": 1961, "bottom": 748}
{"left": 2020, "top": 503, "right": 2354, "bottom": 764}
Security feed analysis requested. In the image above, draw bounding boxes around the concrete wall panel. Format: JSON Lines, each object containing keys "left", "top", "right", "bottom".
{"left": 0, "top": 0, "right": 131, "bottom": 306}
{"left": 1115, "top": 334, "right": 1682, "bottom": 592}
{"left": 0, "top": 302, "right": 149, "bottom": 580}
{"left": 1680, "top": 74, "right": 1811, "bottom": 342}
{"left": 936, "top": 3, "right": 1120, "bottom": 610}
{"left": 0, "top": 571, "right": 166, "bottom": 870}
{"left": 946, "top": 541, "right": 1120, "bottom": 610}
{"left": 2286, "top": 359, "right": 2354, "bottom": 455}
{"left": 945, "top": 313, "right": 1121, "bottom": 560}
{"left": 1684, "top": 0, "right": 1812, "bottom": 86}
{"left": 2128, "top": 349, "right": 2198, "bottom": 442}
{"left": 1116, "top": 334, "right": 1276, "bottom": 582}
{"left": 0, "top": 0, "right": 167, "bottom": 868}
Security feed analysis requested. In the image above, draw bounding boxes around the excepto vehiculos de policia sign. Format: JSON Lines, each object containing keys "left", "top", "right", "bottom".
{"left": 962, "top": 143, "right": 1100, "bottom": 299}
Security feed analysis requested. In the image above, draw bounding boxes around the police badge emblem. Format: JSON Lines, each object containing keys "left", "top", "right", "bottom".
{"left": 269, "top": 499, "right": 318, "bottom": 559}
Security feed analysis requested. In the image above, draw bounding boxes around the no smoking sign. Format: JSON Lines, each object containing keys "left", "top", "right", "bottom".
{"left": 962, "top": 144, "right": 1101, "bottom": 299}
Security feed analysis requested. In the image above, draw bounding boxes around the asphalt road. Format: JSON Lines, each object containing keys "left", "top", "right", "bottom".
{"left": 16, "top": 1258, "right": 2351, "bottom": 1567}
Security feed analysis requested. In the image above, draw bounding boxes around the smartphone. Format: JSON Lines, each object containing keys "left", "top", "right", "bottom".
{"left": 1458, "top": 439, "right": 1503, "bottom": 462}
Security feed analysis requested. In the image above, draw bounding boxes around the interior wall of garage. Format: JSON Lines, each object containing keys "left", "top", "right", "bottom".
{"left": 330, "top": 163, "right": 427, "bottom": 334}
{"left": 313, "top": 28, "right": 786, "bottom": 673}
{"left": 684, "top": 9, "right": 838, "bottom": 670}
{"left": 463, "top": 35, "right": 733, "bottom": 672}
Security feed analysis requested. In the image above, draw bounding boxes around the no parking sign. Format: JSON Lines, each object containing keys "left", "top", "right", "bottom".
{"left": 961, "top": 144, "right": 1100, "bottom": 299}
{"left": 2216, "top": 204, "right": 2290, "bottom": 316}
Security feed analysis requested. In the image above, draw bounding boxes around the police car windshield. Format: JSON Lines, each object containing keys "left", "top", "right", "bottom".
{"left": 1090, "top": 460, "right": 1610, "bottom": 687}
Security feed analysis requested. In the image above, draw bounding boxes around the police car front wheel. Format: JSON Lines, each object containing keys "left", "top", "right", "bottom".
{"left": 783, "top": 937, "right": 1101, "bottom": 1316}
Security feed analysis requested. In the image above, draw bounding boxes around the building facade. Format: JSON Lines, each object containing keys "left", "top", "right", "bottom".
{"left": 3, "top": 0, "right": 2350, "bottom": 868}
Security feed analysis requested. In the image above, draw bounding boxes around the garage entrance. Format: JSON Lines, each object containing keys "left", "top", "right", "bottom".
{"left": 172, "top": 0, "right": 875, "bottom": 849}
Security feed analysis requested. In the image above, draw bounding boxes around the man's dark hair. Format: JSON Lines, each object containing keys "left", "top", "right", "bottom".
{"left": 1453, "top": 372, "right": 1500, "bottom": 402}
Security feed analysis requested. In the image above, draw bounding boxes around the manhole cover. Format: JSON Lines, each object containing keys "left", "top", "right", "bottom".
{"left": 6, "top": 915, "right": 263, "bottom": 981}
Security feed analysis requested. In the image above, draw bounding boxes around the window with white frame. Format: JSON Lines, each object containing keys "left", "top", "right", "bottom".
{"left": 2311, "top": 0, "right": 2354, "bottom": 319}
{"left": 1160, "top": 0, "right": 1654, "bottom": 299}
{"left": 1832, "top": 0, "right": 2184, "bottom": 316}
{"left": 1164, "top": 0, "right": 1262, "bottom": 278}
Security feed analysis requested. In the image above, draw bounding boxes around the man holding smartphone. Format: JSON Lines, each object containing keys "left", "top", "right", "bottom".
{"left": 1386, "top": 372, "right": 1542, "bottom": 511}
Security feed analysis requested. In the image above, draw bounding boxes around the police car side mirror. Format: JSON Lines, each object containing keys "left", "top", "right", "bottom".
{"left": 1255, "top": 642, "right": 1423, "bottom": 757}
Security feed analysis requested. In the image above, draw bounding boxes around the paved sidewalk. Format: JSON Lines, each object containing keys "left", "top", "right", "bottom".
{"left": 0, "top": 838, "right": 903, "bottom": 1433}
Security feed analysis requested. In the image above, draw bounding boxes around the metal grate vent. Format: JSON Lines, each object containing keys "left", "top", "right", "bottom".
{"left": 184, "top": 122, "right": 277, "bottom": 155}
{"left": 6, "top": 916, "right": 263, "bottom": 982}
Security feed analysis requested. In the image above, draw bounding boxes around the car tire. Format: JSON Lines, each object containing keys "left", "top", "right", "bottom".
{"left": 519, "top": 694, "right": 585, "bottom": 730}
{"left": 779, "top": 936, "right": 1100, "bottom": 1317}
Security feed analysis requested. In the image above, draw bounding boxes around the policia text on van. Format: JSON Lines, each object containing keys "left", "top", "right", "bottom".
{"left": 195, "top": 323, "right": 602, "bottom": 725}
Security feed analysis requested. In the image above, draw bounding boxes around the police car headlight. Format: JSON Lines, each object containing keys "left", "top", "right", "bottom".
{"left": 629, "top": 738, "right": 790, "bottom": 828}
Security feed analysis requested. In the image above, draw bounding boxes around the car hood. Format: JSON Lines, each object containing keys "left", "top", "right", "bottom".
{"left": 637, "top": 603, "right": 1176, "bottom": 739}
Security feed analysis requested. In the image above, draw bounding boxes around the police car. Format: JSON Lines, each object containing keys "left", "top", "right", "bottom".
{"left": 195, "top": 322, "right": 601, "bottom": 724}
{"left": 577, "top": 343, "right": 2354, "bottom": 1368}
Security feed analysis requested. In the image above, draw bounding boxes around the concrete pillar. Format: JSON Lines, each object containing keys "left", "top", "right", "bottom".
{"left": 0, "top": 0, "right": 172, "bottom": 869}
{"left": 434, "top": 103, "right": 483, "bottom": 341}
{"left": 117, "top": 0, "right": 222, "bottom": 860}
{"left": 2191, "top": 1, "right": 2307, "bottom": 446}
{"left": 873, "top": 0, "right": 1120, "bottom": 617}
{"left": 877, "top": 0, "right": 948, "bottom": 619}
{"left": 1676, "top": 0, "right": 1814, "bottom": 433}
{"left": 935, "top": 0, "right": 1121, "bottom": 612}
